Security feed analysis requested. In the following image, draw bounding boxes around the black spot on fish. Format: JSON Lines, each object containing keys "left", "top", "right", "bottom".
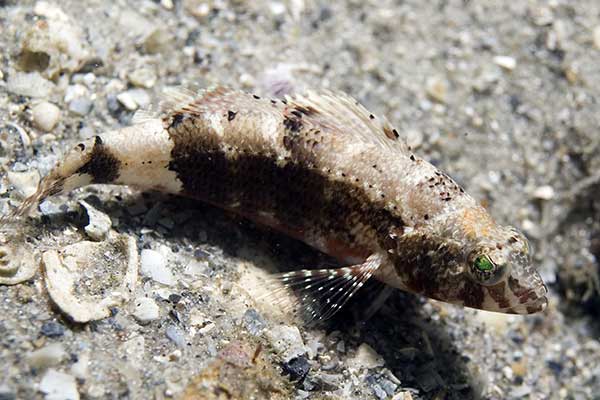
{"left": 227, "top": 110, "right": 237, "bottom": 121}
{"left": 77, "top": 143, "right": 85, "bottom": 151}
{"left": 76, "top": 136, "right": 121, "bottom": 183}
{"left": 283, "top": 115, "right": 303, "bottom": 132}
{"left": 382, "top": 126, "right": 396, "bottom": 140}
{"left": 170, "top": 113, "right": 185, "bottom": 129}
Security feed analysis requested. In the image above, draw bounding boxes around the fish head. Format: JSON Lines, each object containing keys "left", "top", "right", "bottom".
{"left": 459, "top": 225, "right": 548, "bottom": 314}
{"left": 392, "top": 211, "right": 548, "bottom": 314}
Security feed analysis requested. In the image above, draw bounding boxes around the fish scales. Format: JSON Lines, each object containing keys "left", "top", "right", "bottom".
{"left": 3, "top": 86, "right": 548, "bottom": 319}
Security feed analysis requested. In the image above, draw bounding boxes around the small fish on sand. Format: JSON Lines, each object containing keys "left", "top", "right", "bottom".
{"left": 1, "top": 86, "right": 548, "bottom": 319}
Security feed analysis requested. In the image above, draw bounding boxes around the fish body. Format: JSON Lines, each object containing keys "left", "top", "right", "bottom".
{"left": 9, "top": 86, "right": 547, "bottom": 318}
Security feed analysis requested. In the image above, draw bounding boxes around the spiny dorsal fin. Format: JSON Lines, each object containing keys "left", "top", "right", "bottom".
{"left": 285, "top": 90, "right": 409, "bottom": 154}
{"left": 157, "top": 85, "right": 409, "bottom": 154}
{"left": 265, "top": 253, "right": 384, "bottom": 323}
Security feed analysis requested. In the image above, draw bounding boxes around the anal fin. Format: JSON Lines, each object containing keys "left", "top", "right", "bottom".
{"left": 267, "top": 253, "right": 385, "bottom": 322}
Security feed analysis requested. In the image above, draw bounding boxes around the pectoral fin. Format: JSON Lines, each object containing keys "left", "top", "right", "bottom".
{"left": 266, "top": 253, "right": 385, "bottom": 322}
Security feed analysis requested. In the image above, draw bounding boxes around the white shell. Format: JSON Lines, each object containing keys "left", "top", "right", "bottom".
{"left": 0, "top": 241, "right": 37, "bottom": 285}
{"left": 42, "top": 234, "right": 139, "bottom": 323}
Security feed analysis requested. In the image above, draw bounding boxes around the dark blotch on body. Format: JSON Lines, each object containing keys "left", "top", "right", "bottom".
{"left": 76, "top": 135, "right": 121, "bottom": 183}
{"left": 166, "top": 118, "right": 404, "bottom": 252}
{"left": 170, "top": 113, "right": 185, "bottom": 129}
{"left": 283, "top": 115, "right": 303, "bottom": 132}
{"left": 227, "top": 110, "right": 237, "bottom": 121}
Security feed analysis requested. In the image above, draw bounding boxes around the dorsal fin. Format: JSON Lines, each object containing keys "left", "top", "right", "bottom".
{"left": 156, "top": 85, "right": 410, "bottom": 155}
{"left": 285, "top": 90, "right": 409, "bottom": 154}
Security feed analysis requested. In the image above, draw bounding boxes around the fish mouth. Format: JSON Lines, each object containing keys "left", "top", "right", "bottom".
{"left": 500, "top": 283, "right": 548, "bottom": 314}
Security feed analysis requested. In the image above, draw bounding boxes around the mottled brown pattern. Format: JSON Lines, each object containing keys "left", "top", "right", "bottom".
{"left": 391, "top": 234, "right": 476, "bottom": 304}
{"left": 486, "top": 281, "right": 511, "bottom": 309}
{"left": 76, "top": 135, "right": 121, "bottom": 183}
{"left": 166, "top": 115, "right": 404, "bottom": 255}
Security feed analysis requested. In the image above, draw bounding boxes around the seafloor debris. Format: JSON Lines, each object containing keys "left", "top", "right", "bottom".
{"left": 42, "top": 233, "right": 138, "bottom": 323}
{"left": 79, "top": 200, "right": 112, "bottom": 241}
{"left": 181, "top": 340, "right": 292, "bottom": 400}
{"left": 0, "top": 231, "right": 37, "bottom": 285}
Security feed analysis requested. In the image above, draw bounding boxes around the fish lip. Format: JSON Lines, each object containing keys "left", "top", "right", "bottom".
{"left": 498, "top": 283, "right": 549, "bottom": 314}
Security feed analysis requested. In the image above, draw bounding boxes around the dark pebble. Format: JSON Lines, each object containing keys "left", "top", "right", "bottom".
{"left": 0, "top": 388, "right": 16, "bottom": 400}
{"left": 168, "top": 294, "right": 182, "bottom": 304}
{"left": 282, "top": 356, "right": 311, "bottom": 382}
{"left": 40, "top": 321, "right": 65, "bottom": 338}
{"left": 546, "top": 360, "right": 563, "bottom": 375}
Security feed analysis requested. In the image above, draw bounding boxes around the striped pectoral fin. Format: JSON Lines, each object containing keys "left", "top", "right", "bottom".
{"left": 266, "top": 253, "right": 385, "bottom": 322}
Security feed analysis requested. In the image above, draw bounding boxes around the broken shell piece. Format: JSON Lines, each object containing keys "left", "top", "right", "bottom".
{"left": 0, "top": 238, "right": 37, "bottom": 285}
{"left": 42, "top": 234, "right": 138, "bottom": 323}
{"left": 79, "top": 200, "right": 112, "bottom": 241}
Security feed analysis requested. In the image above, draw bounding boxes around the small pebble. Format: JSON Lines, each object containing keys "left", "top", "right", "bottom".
{"left": 7, "top": 72, "right": 55, "bottom": 98}
{"left": 378, "top": 378, "right": 398, "bottom": 395}
{"left": 282, "top": 356, "right": 311, "bottom": 381}
{"left": 132, "top": 297, "right": 160, "bottom": 324}
{"left": 80, "top": 201, "right": 112, "bottom": 241}
{"left": 128, "top": 68, "right": 157, "bottom": 89}
{"left": 165, "top": 325, "right": 186, "bottom": 348}
{"left": 39, "top": 199, "right": 64, "bottom": 216}
{"left": 7, "top": 170, "right": 40, "bottom": 198}
{"left": 392, "top": 392, "right": 413, "bottom": 400}
{"left": 16, "top": 285, "right": 36, "bottom": 303}
{"left": 68, "top": 98, "right": 93, "bottom": 116}
{"left": 39, "top": 369, "right": 79, "bottom": 400}
{"left": 140, "top": 249, "right": 176, "bottom": 285}
{"left": 512, "top": 360, "right": 527, "bottom": 377}
{"left": 116, "top": 91, "right": 138, "bottom": 111}
{"left": 493, "top": 55, "right": 517, "bottom": 71}
{"left": 65, "top": 85, "right": 93, "bottom": 116}
{"left": 350, "top": 343, "right": 385, "bottom": 369}
{"left": 371, "top": 384, "right": 388, "bottom": 400}
{"left": 509, "top": 385, "right": 532, "bottom": 397}
{"left": 184, "top": 260, "right": 208, "bottom": 277}
{"left": 425, "top": 76, "right": 447, "bottom": 103}
{"left": 533, "top": 185, "right": 555, "bottom": 200}
{"left": 40, "top": 321, "right": 65, "bottom": 338}
{"left": 27, "top": 343, "right": 67, "bottom": 369}
{"left": 31, "top": 102, "right": 61, "bottom": 132}
{"left": 266, "top": 325, "right": 309, "bottom": 362}
{"left": 242, "top": 308, "right": 266, "bottom": 335}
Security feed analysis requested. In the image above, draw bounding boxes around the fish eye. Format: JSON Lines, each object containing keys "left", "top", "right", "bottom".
{"left": 470, "top": 254, "right": 508, "bottom": 286}
{"left": 474, "top": 255, "right": 494, "bottom": 272}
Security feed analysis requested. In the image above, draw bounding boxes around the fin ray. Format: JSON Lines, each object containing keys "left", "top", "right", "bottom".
{"left": 265, "top": 253, "right": 385, "bottom": 322}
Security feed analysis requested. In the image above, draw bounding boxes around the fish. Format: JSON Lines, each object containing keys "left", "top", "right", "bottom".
{"left": 2, "top": 85, "right": 548, "bottom": 319}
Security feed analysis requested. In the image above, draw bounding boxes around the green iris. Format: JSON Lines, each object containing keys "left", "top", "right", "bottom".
{"left": 474, "top": 255, "right": 494, "bottom": 272}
